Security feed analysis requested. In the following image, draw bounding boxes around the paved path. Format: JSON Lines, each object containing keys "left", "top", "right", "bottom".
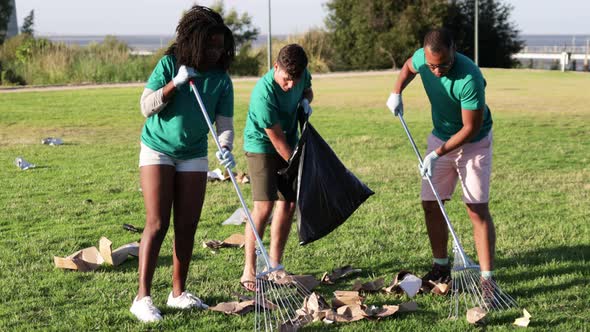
{"left": 0, "top": 70, "right": 395, "bottom": 93}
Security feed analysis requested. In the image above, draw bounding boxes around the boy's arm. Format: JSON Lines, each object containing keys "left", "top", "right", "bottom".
{"left": 265, "top": 124, "right": 293, "bottom": 161}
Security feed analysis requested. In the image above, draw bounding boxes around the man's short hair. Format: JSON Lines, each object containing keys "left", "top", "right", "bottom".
{"left": 277, "top": 44, "right": 308, "bottom": 79}
{"left": 423, "top": 28, "right": 455, "bottom": 53}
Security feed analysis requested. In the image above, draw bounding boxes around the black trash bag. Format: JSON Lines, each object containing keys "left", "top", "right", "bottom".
{"left": 280, "top": 118, "right": 374, "bottom": 245}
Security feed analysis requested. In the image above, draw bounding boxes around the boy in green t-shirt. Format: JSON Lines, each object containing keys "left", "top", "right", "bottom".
{"left": 240, "top": 44, "right": 313, "bottom": 291}
{"left": 386, "top": 28, "right": 498, "bottom": 302}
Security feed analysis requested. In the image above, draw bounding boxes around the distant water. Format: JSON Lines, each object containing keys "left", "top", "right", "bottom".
{"left": 40, "top": 34, "right": 590, "bottom": 52}
{"left": 41, "top": 34, "right": 274, "bottom": 51}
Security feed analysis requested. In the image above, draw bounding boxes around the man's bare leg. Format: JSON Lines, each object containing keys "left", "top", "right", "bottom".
{"left": 241, "top": 201, "right": 274, "bottom": 290}
{"left": 466, "top": 203, "right": 495, "bottom": 272}
{"left": 269, "top": 200, "right": 296, "bottom": 267}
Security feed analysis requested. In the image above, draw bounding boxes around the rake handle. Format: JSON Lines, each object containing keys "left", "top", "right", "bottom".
{"left": 189, "top": 80, "right": 273, "bottom": 269}
{"left": 397, "top": 114, "right": 469, "bottom": 263}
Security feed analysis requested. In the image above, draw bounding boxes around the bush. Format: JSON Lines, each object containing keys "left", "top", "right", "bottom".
{"left": 0, "top": 34, "right": 160, "bottom": 85}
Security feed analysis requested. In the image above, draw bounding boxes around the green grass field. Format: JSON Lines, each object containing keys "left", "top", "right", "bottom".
{"left": 0, "top": 69, "right": 588, "bottom": 331}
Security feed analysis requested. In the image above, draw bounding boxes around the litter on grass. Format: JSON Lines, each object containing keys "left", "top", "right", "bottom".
{"left": 41, "top": 137, "right": 63, "bottom": 146}
{"left": 513, "top": 309, "right": 532, "bottom": 327}
{"left": 207, "top": 168, "right": 250, "bottom": 183}
{"left": 397, "top": 274, "right": 422, "bottom": 298}
{"left": 321, "top": 265, "right": 362, "bottom": 284}
{"left": 221, "top": 207, "right": 272, "bottom": 226}
{"left": 351, "top": 277, "right": 385, "bottom": 292}
{"left": 466, "top": 307, "right": 487, "bottom": 324}
{"left": 202, "top": 233, "right": 245, "bottom": 253}
{"left": 54, "top": 237, "right": 139, "bottom": 271}
{"left": 14, "top": 157, "right": 35, "bottom": 170}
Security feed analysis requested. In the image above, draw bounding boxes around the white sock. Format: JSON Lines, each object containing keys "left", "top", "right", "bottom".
{"left": 433, "top": 257, "right": 449, "bottom": 266}
{"left": 481, "top": 270, "right": 494, "bottom": 280}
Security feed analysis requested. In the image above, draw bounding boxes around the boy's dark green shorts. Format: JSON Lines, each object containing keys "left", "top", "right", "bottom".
{"left": 245, "top": 152, "right": 296, "bottom": 202}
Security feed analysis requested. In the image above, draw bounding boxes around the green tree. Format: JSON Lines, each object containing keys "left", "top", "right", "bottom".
{"left": 325, "top": 0, "right": 448, "bottom": 70}
{"left": 444, "top": 0, "right": 523, "bottom": 67}
{"left": 0, "top": 0, "right": 13, "bottom": 44}
{"left": 21, "top": 10, "right": 34, "bottom": 36}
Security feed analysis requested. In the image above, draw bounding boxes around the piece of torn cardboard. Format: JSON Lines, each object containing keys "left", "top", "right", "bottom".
{"left": 513, "top": 309, "right": 532, "bottom": 327}
{"left": 352, "top": 277, "right": 385, "bottom": 292}
{"left": 332, "top": 290, "right": 364, "bottom": 308}
{"left": 321, "top": 265, "right": 362, "bottom": 284}
{"left": 466, "top": 307, "right": 487, "bottom": 324}
{"left": 202, "top": 233, "right": 246, "bottom": 252}
{"left": 274, "top": 275, "right": 321, "bottom": 291}
{"left": 54, "top": 237, "right": 139, "bottom": 271}
{"left": 209, "top": 300, "right": 255, "bottom": 315}
{"left": 363, "top": 304, "right": 399, "bottom": 319}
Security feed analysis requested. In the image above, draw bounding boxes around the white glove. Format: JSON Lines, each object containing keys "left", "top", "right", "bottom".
{"left": 386, "top": 93, "right": 403, "bottom": 117}
{"left": 420, "top": 150, "right": 440, "bottom": 178}
{"left": 216, "top": 148, "right": 235, "bottom": 169}
{"left": 172, "top": 65, "right": 196, "bottom": 88}
{"left": 300, "top": 98, "right": 313, "bottom": 117}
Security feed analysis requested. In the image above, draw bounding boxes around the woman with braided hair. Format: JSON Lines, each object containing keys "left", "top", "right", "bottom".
{"left": 130, "top": 5, "right": 236, "bottom": 323}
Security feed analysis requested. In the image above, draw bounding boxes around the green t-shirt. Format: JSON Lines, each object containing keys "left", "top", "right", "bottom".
{"left": 140, "top": 55, "right": 233, "bottom": 159}
{"left": 243, "top": 68, "right": 312, "bottom": 153}
{"left": 412, "top": 48, "right": 492, "bottom": 142}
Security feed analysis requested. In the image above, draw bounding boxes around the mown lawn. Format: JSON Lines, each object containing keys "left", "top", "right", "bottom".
{"left": 0, "top": 69, "right": 588, "bottom": 331}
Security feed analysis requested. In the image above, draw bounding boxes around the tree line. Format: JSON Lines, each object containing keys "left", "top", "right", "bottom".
{"left": 0, "top": 0, "right": 522, "bottom": 85}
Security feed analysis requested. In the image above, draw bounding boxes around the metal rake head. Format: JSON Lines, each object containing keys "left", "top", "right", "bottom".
{"left": 254, "top": 271, "right": 313, "bottom": 331}
{"left": 448, "top": 265, "right": 518, "bottom": 318}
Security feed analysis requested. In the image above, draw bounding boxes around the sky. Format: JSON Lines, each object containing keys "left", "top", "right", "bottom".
{"left": 12, "top": 0, "right": 590, "bottom": 36}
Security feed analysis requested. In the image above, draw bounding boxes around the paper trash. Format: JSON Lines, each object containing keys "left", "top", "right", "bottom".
{"left": 14, "top": 157, "right": 36, "bottom": 170}
{"left": 398, "top": 274, "right": 422, "bottom": 298}
{"left": 54, "top": 237, "right": 139, "bottom": 271}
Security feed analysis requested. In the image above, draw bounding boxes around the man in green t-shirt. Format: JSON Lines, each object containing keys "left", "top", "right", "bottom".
{"left": 240, "top": 44, "right": 313, "bottom": 291}
{"left": 387, "top": 28, "right": 497, "bottom": 292}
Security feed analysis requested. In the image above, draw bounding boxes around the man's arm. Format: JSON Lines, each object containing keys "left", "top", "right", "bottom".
{"left": 265, "top": 124, "right": 293, "bottom": 161}
{"left": 393, "top": 57, "right": 418, "bottom": 93}
{"left": 435, "top": 108, "right": 484, "bottom": 156}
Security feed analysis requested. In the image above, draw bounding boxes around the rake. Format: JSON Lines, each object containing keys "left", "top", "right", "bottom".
{"left": 189, "top": 80, "right": 312, "bottom": 331}
{"left": 396, "top": 114, "right": 517, "bottom": 317}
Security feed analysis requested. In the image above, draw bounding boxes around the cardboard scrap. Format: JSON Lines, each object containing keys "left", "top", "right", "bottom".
{"left": 429, "top": 280, "right": 451, "bottom": 295}
{"left": 236, "top": 172, "right": 250, "bottom": 184}
{"left": 466, "top": 307, "right": 487, "bottom": 324}
{"left": 352, "top": 277, "right": 385, "bottom": 292}
{"left": 513, "top": 309, "right": 531, "bottom": 327}
{"left": 332, "top": 290, "right": 364, "bottom": 308}
{"left": 54, "top": 237, "right": 139, "bottom": 271}
{"left": 275, "top": 274, "right": 321, "bottom": 291}
{"left": 321, "top": 265, "right": 362, "bottom": 284}
{"left": 363, "top": 304, "right": 400, "bottom": 319}
{"left": 209, "top": 300, "right": 255, "bottom": 315}
{"left": 202, "top": 233, "right": 245, "bottom": 252}
{"left": 333, "top": 304, "right": 366, "bottom": 322}
{"left": 98, "top": 237, "right": 140, "bottom": 266}
{"left": 384, "top": 270, "right": 413, "bottom": 294}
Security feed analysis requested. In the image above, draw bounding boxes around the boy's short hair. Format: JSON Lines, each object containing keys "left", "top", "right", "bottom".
{"left": 423, "top": 28, "right": 455, "bottom": 53}
{"left": 277, "top": 44, "right": 308, "bottom": 79}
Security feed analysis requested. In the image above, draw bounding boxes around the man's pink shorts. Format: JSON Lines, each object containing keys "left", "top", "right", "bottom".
{"left": 421, "top": 132, "right": 493, "bottom": 204}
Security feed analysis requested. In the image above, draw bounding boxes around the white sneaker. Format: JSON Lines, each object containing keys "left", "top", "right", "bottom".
{"left": 130, "top": 296, "right": 162, "bottom": 323}
{"left": 167, "top": 291, "right": 209, "bottom": 310}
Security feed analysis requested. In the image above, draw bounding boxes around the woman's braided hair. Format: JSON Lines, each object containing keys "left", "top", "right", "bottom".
{"left": 166, "top": 5, "right": 235, "bottom": 71}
